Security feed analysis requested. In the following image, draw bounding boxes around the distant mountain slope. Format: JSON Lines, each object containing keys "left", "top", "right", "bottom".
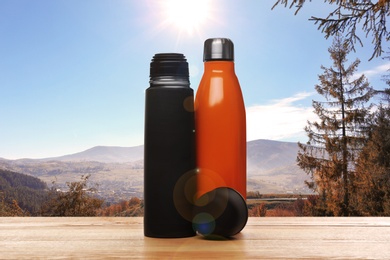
{"left": 43, "top": 145, "right": 144, "bottom": 163}
{"left": 40, "top": 140, "right": 297, "bottom": 167}
{"left": 0, "top": 169, "right": 47, "bottom": 190}
{"left": 246, "top": 139, "right": 309, "bottom": 193}
{"left": 247, "top": 139, "right": 298, "bottom": 172}
{"left": 0, "top": 139, "right": 311, "bottom": 199}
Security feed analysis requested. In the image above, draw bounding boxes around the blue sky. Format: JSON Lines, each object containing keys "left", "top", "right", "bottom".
{"left": 1, "top": 0, "right": 389, "bottom": 159}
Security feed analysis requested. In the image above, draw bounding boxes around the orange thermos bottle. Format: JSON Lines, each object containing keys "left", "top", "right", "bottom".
{"left": 195, "top": 38, "right": 246, "bottom": 200}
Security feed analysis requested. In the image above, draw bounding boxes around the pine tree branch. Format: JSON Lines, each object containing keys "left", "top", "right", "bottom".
{"left": 272, "top": 0, "right": 390, "bottom": 60}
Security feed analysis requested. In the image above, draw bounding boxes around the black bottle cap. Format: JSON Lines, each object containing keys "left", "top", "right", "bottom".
{"left": 150, "top": 53, "right": 189, "bottom": 78}
{"left": 192, "top": 187, "right": 248, "bottom": 238}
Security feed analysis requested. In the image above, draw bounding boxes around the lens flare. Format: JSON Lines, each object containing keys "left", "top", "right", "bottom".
{"left": 192, "top": 212, "right": 215, "bottom": 236}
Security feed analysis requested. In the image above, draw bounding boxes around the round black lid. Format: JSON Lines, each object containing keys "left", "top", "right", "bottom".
{"left": 192, "top": 187, "right": 248, "bottom": 238}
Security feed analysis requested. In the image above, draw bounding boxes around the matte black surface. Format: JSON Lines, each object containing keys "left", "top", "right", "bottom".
{"left": 144, "top": 53, "right": 196, "bottom": 238}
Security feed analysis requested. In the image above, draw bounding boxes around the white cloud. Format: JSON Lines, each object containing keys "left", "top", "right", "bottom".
{"left": 246, "top": 92, "right": 317, "bottom": 142}
{"left": 354, "top": 62, "right": 390, "bottom": 80}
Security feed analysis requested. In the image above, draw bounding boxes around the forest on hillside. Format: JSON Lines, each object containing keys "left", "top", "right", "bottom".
{"left": 0, "top": 169, "right": 144, "bottom": 217}
{"left": 1, "top": 167, "right": 389, "bottom": 217}
{"left": 0, "top": 169, "right": 48, "bottom": 216}
{"left": 0, "top": 168, "right": 338, "bottom": 217}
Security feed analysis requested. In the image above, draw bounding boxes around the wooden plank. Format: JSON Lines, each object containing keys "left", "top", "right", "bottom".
{"left": 0, "top": 217, "right": 389, "bottom": 259}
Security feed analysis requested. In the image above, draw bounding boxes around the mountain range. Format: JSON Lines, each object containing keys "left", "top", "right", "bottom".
{"left": 43, "top": 145, "right": 144, "bottom": 163}
{"left": 0, "top": 139, "right": 312, "bottom": 202}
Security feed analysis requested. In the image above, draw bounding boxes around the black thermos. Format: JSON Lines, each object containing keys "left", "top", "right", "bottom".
{"left": 144, "top": 53, "right": 196, "bottom": 238}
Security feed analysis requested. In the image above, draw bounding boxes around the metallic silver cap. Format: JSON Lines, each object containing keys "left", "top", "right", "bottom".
{"left": 203, "top": 38, "right": 234, "bottom": 61}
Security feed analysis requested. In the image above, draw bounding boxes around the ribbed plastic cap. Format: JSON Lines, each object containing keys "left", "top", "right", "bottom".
{"left": 203, "top": 38, "right": 234, "bottom": 61}
{"left": 150, "top": 53, "right": 189, "bottom": 78}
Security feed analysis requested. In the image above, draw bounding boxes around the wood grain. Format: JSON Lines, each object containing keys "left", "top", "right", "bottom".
{"left": 0, "top": 217, "right": 389, "bottom": 259}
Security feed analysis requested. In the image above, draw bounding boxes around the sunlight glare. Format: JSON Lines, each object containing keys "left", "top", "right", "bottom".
{"left": 162, "top": 0, "right": 212, "bottom": 36}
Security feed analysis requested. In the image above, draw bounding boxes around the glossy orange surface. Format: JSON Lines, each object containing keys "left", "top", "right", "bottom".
{"left": 195, "top": 61, "right": 246, "bottom": 199}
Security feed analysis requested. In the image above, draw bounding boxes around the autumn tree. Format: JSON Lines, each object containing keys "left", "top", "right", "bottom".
{"left": 41, "top": 175, "right": 103, "bottom": 216}
{"left": 0, "top": 192, "right": 26, "bottom": 216}
{"left": 249, "top": 203, "right": 267, "bottom": 217}
{"left": 273, "top": 0, "right": 390, "bottom": 60}
{"left": 97, "top": 197, "right": 144, "bottom": 217}
{"left": 354, "top": 87, "right": 390, "bottom": 215}
{"left": 298, "top": 36, "right": 374, "bottom": 216}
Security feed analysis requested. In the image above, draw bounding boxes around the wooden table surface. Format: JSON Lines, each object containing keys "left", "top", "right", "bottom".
{"left": 0, "top": 217, "right": 389, "bottom": 259}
